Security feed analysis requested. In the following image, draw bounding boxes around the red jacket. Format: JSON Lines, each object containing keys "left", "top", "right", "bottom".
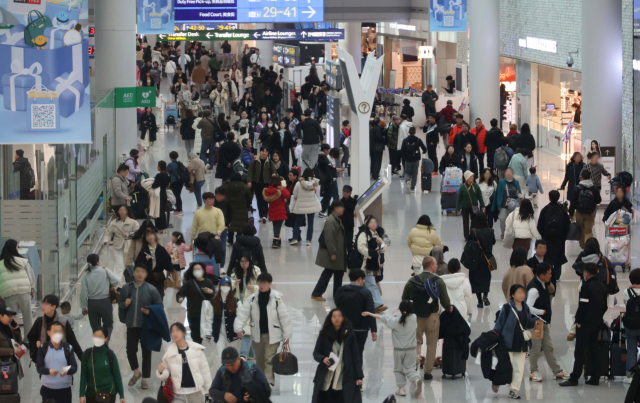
{"left": 470, "top": 125, "right": 487, "bottom": 153}
{"left": 438, "top": 105, "right": 456, "bottom": 122}
{"left": 449, "top": 123, "right": 464, "bottom": 145}
{"left": 263, "top": 185, "right": 290, "bottom": 221}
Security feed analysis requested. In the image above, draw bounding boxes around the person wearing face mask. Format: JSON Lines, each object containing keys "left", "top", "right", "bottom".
{"left": 36, "top": 321, "right": 78, "bottom": 403}
{"left": 176, "top": 263, "right": 215, "bottom": 345}
{"left": 204, "top": 277, "right": 244, "bottom": 370}
{"left": 79, "top": 327, "right": 125, "bottom": 403}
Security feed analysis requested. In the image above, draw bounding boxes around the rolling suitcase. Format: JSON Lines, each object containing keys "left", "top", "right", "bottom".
{"left": 611, "top": 342, "right": 627, "bottom": 377}
{"left": 441, "top": 340, "right": 466, "bottom": 379}
{"left": 421, "top": 158, "right": 434, "bottom": 192}
{"left": 441, "top": 190, "right": 457, "bottom": 210}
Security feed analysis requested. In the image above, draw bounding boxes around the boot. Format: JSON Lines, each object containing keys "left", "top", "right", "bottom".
{"left": 272, "top": 238, "right": 280, "bottom": 249}
{"left": 277, "top": 238, "right": 282, "bottom": 248}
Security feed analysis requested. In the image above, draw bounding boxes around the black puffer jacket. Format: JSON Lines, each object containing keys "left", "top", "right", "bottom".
{"left": 228, "top": 235, "right": 267, "bottom": 273}
{"left": 470, "top": 329, "right": 512, "bottom": 386}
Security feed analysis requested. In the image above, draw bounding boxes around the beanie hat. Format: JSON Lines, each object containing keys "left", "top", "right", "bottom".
{"left": 464, "top": 170, "right": 475, "bottom": 181}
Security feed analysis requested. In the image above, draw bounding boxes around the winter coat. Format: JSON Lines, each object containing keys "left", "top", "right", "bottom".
{"left": 467, "top": 228, "right": 496, "bottom": 294}
{"left": 230, "top": 268, "right": 261, "bottom": 338}
{"left": 492, "top": 178, "right": 522, "bottom": 212}
{"left": 233, "top": 289, "right": 293, "bottom": 344}
{"left": 188, "top": 154, "right": 207, "bottom": 182}
{"left": 511, "top": 133, "right": 536, "bottom": 157}
{"left": 0, "top": 321, "right": 23, "bottom": 378}
{"left": 210, "top": 89, "right": 228, "bottom": 106}
{"left": 456, "top": 182, "right": 484, "bottom": 210}
{"left": 0, "top": 257, "right": 36, "bottom": 299}
{"left": 228, "top": 236, "right": 267, "bottom": 274}
{"left": 569, "top": 179, "right": 602, "bottom": 215}
{"left": 165, "top": 242, "right": 193, "bottom": 269}
{"left": 470, "top": 330, "right": 512, "bottom": 386}
{"left": 484, "top": 127, "right": 504, "bottom": 160}
{"left": 603, "top": 197, "right": 634, "bottom": 222}
{"left": 439, "top": 151, "right": 459, "bottom": 174}
{"left": 315, "top": 213, "right": 347, "bottom": 271}
{"left": 357, "top": 230, "right": 387, "bottom": 275}
{"left": 110, "top": 174, "right": 130, "bottom": 206}
{"left": 453, "top": 132, "right": 479, "bottom": 155}
{"left": 297, "top": 118, "right": 323, "bottom": 145}
{"left": 505, "top": 208, "right": 542, "bottom": 240}
{"left": 407, "top": 225, "right": 442, "bottom": 268}
{"left": 397, "top": 120, "right": 413, "bottom": 151}
{"left": 247, "top": 157, "right": 277, "bottom": 184}
{"left": 204, "top": 295, "right": 243, "bottom": 343}
{"left": 124, "top": 156, "right": 142, "bottom": 182}
{"left": 312, "top": 328, "right": 363, "bottom": 403}
{"left": 561, "top": 161, "right": 586, "bottom": 196}
{"left": 501, "top": 265, "right": 535, "bottom": 301}
{"left": 216, "top": 141, "right": 242, "bottom": 181}
{"left": 291, "top": 178, "right": 322, "bottom": 214}
{"left": 438, "top": 306, "right": 471, "bottom": 359}
{"left": 459, "top": 151, "right": 479, "bottom": 178}
{"left": 197, "top": 117, "right": 218, "bottom": 141}
{"left": 494, "top": 300, "right": 536, "bottom": 350}
{"left": 221, "top": 180, "right": 252, "bottom": 232}
{"left": 263, "top": 186, "right": 290, "bottom": 222}
{"left": 156, "top": 341, "right": 212, "bottom": 394}
{"left": 105, "top": 217, "right": 139, "bottom": 251}
{"left": 572, "top": 252, "right": 614, "bottom": 284}
{"left": 508, "top": 153, "right": 529, "bottom": 178}
{"left": 401, "top": 136, "right": 427, "bottom": 163}
{"left": 470, "top": 125, "right": 487, "bottom": 153}
{"left": 142, "top": 304, "right": 171, "bottom": 352}
{"left": 386, "top": 123, "right": 400, "bottom": 150}
{"left": 440, "top": 273, "right": 473, "bottom": 319}
{"left": 537, "top": 203, "right": 570, "bottom": 270}
{"left": 180, "top": 116, "right": 197, "bottom": 140}
{"left": 117, "top": 282, "right": 163, "bottom": 328}
{"left": 135, "top": 245, "right": 173, "bottom": 284}
{"left": 369, "top": 125, "right": 386, "bottom": 154}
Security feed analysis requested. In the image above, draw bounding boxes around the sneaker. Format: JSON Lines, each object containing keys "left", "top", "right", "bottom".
{"left": 410, "top": 187, "right": 415, "bottom": 191}
{"left": 559, "top": 379, "right": 579, "bottom": 386}
{"left": 128, "top": 372, "right": 141, "bottom": 386}
{"left": 530, "top": 371, "right": 543, "bottom": 382}
{"left": 423, "top": 373, "right": 433, "bottom": 381}
{"left": 260, "top": 217, "right": 267, "bottom": 223}
{"left": 414, "top": 379, "right": 422, "bottom": 397}
{"left": 399, "top": 174, "right": 405, "bottom": 179}
{"left": 319, "top": 212, "right": 328, "bottom": 218}
{"left": 290, "top": 240, "right": 300, "bottom": 246}
{"left": 492, "top": 384, "right": 499, "bottom": 393}
{"left": 477, "top": 302, "right": 484, "bottom": 308}
{"left": 141, "top": 379, "right": 149, "bottom": 389}
{"left": 395, "top": 387, "right": 406, "bottom": 396}
{"left": 306, "top": 241, "right": 313, "bottom": 246}
{"left": 509, "top": 390, "right": 520, "bottom": 399}
{"left": 483, "top": 298, "right": 491, "bottom": 306}
{"left": 624, "top": 375, "right": 634, "bottom": 384}
{"left": 555, "top": 370, "right": 569, "bottom": 379}
{"left": 375, "top": 305, "right": 388, "bottom": 313}
{"left": 311, "top": 296, "right": 326, "bottom": 301}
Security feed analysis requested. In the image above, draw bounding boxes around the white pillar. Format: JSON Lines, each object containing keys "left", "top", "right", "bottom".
{"left": 582, "top": 0, "right": 622, "bottom": 165}
{"left": 339, "top": 23, "right": 362, "bottom": 74}
{"left": 428, "top": 32, "right": 438, "bottom": 87}
{"left": 95, "top": 0, "right": 137, "bottom": 158}
{"left": 468, "top": 0, "right": 499, "bottom": 123}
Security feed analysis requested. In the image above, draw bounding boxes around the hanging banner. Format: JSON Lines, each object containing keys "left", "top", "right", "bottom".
{"left": 138, "top": 0, "right": 175, "bottom": 34}
{"left": 0, "top": 0, "right": 91, "bottom": 143}
{"left": 429, "top": 0, "right": 467, "bottom": 32}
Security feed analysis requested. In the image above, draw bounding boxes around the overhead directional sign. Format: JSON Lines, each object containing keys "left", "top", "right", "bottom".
{"left": 159, "top": 30, "right": 253, "bottom": 41}
{"left": 174, "top": 0, "right": 324, "bottom": 23}
{"left": 273, "top": 44, "right": 299, "bottom": 67}
{"left": 159, "top": 29, "right": 343, "bottom": 42}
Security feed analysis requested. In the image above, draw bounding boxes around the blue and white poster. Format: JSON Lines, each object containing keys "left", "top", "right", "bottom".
{"left": 429, "top": 0, "right": 467, "bottom": 32}
{"left": 0, "top": 0, "right": 91, "bottom": 143}
{"left": 138, "top": 0, "right": 175, "bottom": 34}
{"left": 635, "top": 0, "right": 640, "bottom": 37}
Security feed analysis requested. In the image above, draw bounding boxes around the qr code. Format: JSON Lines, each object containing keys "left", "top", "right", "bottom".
{"left": 443, "top": 16, "right": 454, "bottom": 26}
{"left": 150, "top": 17, "right": 161, "bottom": 29}
{"left": 31, "top": 104, "right": 57, "bottom": 129}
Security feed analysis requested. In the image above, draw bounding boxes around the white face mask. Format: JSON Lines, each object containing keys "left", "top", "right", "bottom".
{"left": 268, "top": 123, "right": 273, "bottom": 128}
{"left": 193, "top": 270, "right": 204, "bottom": 279}
{"left": 93, "top": 337, "right": 105, "bottom": 347}
{"left": 220, "top": 286, "right": 231, "bottom": 294}
{"left": 51, "top": 333, "right": 63, "bottom": 343}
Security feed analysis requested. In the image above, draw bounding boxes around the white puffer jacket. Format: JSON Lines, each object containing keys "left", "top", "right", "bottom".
{"left": 440, "top": 272, "right": 473, "bottom": 319}
{"left": 0, "top": 256, "right": 36, "bottom": 299}
{"left": 156, "top": 341, "right": 212, "bottom": 394}
{"left": 233, "top": 289, "right": 293, "bottom": 344}
{"left": 290, "top": 178, "right": 321, "bottom": 214}
{"left": 505, "top": 208, "right": 542, "bottom": 240}
{"left": 397, "top": 120, "right": 413, "bottom": 151}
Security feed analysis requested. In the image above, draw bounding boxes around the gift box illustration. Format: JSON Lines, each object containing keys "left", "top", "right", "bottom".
{"left": 48, "top": 71, "right": 85, "bottom": 118}
{"left": 2, "top": 61, "right": 50, "bottom": 111}
{"left": 26, "top": 85, "right": 60, "bottom": 132}
{"left": 43, "top": 19, "right": 78, "bottom": 49}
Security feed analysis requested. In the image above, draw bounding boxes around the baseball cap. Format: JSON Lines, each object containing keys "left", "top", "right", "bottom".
{"left": 219, "top": 276, "right": 232, "bottom": 286}
{"left": 221, "top": 347, "right": 239, "bottom": 364}
{"left": 0, "top": 305, "right": 17, "bottom": 316}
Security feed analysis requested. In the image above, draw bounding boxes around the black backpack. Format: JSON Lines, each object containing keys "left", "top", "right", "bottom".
{"left": 461, "top": 240, "right": 482, "bottom": 269}
{"left": 347, "top": 231, "right": 365, "bottom": 269}
{"left": 495, "top": 148, "right": 509, "bottom": 170}
{"left": 403, "top": 139, "right": 421, "bottom": 160}
{"left": 176, "top": 161, "right": 191, "bottom": 185}
{"left": 601, "top": 258, "right": 619, "bottom": 295}
{"left": 624, "top": 289, "right": 640, "bottom": 330}
{"left": 335, "top": 286, "right": 364, "bottom": 327}
{"left": 409, "top": 277, "right": 434, "bottom": 316}
{"left": 544, "top": 205, "right": 566, "bottom": 237}
{"left": 578, "top": 185, "right": 596, "bottom": 211}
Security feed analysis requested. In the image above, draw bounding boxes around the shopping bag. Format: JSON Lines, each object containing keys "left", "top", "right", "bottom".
{"left": 567, "top": 221, "right": 581, "bottom": 241}
{"left": 271, "top": 344, "right": 298, "bottom": 375}
{"left": 532, "top": 319, "right": 544, "bottom": 340}
{"left": 23, "top": 10, "right": 53, "bottom": 48}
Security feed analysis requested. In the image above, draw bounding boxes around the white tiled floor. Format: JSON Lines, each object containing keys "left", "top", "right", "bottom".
{"left": 15, "top": 79, "right": 636, "bottom": 402}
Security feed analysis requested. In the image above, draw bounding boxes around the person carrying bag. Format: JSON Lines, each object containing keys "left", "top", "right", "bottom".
{"left": 79, "top": 327, "right": 125, "bottom": 403}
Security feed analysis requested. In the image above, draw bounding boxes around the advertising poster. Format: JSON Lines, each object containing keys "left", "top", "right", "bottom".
{"left": 635, "top": 0, "right": 640, "bottom": 36}
{"left": 138, "top": 0, "right": 174, "bottom": 35}
{"left": 0, "top": 0, "right": 91, "bottom": 143}
{"left": 429, "top": 0, "right": 467, "bottom": 32}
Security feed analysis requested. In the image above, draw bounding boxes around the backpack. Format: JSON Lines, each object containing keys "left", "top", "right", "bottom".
{"left": 460, "top": 240, "right": 482, "bottom": 269}
{"left": 602, "top": 258, "right": 619, "bottom": 295}
{"left": 544, "top": 205, "right": 565, "bottom": 237}
{"left": 409, "top": 277, "right": 436, "bottom": 316}
{"left": 335, "top": 286, "right": 364, "bottom": 327}
{"left": 403, "top": 139, "right": 420, "bottom": 159}
{"left": 176, "top": 161, "right": 190, "bottom": 185}
{"left": 233, "top": 158, "right": 246, "bottom": 175}
{"left": 495, "top": 148, "right": 509, "bottom": 170}
{"left": 166, "top": 114, "right": 176, "bottom": 125}
{"left": 83, "top": 347, "right": 115, "bottom": 372}
{"left": 578, "top": 185, "right": 596, "bottom": 211}
{"left": 624, "top": 289, "right": 640, "bottom": 330}
{"left": 39, "top": 342, "right": 74, "bottom": 372}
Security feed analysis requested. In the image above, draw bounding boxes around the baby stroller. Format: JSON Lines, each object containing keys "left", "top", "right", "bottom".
{"left": 130, "top": 183, "right": 150, "bottom": 219}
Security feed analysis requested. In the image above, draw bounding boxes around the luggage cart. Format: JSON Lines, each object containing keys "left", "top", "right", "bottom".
{"left": 441, "top": 167, "right": 462, "bottom": 215}
{"left": 605, "top": 225, "right": 631, "bottom": 272}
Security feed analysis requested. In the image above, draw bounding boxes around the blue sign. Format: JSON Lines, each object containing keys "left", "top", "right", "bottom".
{"left": 635, "top": 0, "right": 640, "bottom": 36}
{"left": 429, "top": 0, "right": 467, "bottom": 32}
{"left": 252, "top": 29, "right": 343, "bottom": 41}
{"left": 174, "top": 0, "right": 324, "bottom": 23}
{"left": 137, "top": 0, "right": 175, "bottom": 34}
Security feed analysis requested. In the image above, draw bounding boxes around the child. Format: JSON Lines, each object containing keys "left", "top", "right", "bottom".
{"left": 165, "top": 231, "right": 192, "bottom": 289}
{"left": 262, "top": 176, "right": 290, "bottom": 249}
{"left": 214, "top": 187, "right": 232, "bottom": 268}
{"left": 36, "top": 321, "right": 78, "bottom": 403}
{"left": 363, "top": 300, "right": 421, "bottom": 398}
{"left": 340, "top": 185, "right": 358, "bottom": 252}
{"left": 60, "top": 301, "right": 84, "bottom": 328}
{"left": 525, "top": 166, "right": 544, "bottom": 207}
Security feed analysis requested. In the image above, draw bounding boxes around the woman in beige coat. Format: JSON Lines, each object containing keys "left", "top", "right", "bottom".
{"left": 105, "top": 205, "right": 140, "bottom": 279}
{"left": 188, "top": 151, "right": 207, "bottom": 207}
{"left": 407, "top": 215, "right": 443, "bottom": 275}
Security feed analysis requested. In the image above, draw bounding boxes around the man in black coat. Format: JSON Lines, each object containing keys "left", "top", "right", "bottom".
{"left": 296, "top": 110, "right": 323, "bottom": 168}
{"left": 421, "top": 84, "right": 438, "bottom": 115}
{"left": 560, "top": 262, "right": 608, "bottom": 386}
{"left": 536, "top": 190, "right": 571, "bottom": 280}
{"left": 526, "top": 239, "right": 557, "bottom": 286}
{"left": 13, "top": 149, "right": 32, "bottom": 200}
{"left": 423, "top": 114, "right": 440, "bottom": 174}
{"left": 484, "top": 118, "right": 504, "bottom": 173}
{"left": 259, "top": 88, "right": 277, "bottom": 117}
{"left": 216, "top": 133, "right": 242, "bottom": 181}
{"left": 453, "top": 122, "right": 479, "bottom": 156}
{"left": 317, "top": 144, "right": 341, "bottom": 215}
{"left": 293, "top": 92, "right": 303, "bottom": 121}
{"left": 369, "top": 119, "right": 386, "bottom": 179}
{"left": 300, "top": 77, "right": 313, "bottom": 109}
{"left": 335, "top": 269, "right": 377, "bottom": 357}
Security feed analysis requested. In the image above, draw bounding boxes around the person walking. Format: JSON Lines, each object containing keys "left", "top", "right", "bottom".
{"left": 117, "top": 265, "right": 163, "bottom": 389}
{"left": 290, "top": 168, "right": 322, "bottom": 246}
{"left": 216, "top": 133, "right": 242, "bottom": 182}
{"left": 493, "top": 138, "right": 514, "bottom": 180}
{"left": 190, "top": 191, "right": 225, "bottom": 247}
{"left": 191, "top": 61, "right": 207, "bottom": 94}
{"left": 125, "top": 220, "right": 159, "bottom": 270}
{"left": 208, "top": 347, "right": 271, "bottom": 403}
{"left": 363, "top": 301, "right": 422, "bottom": 397}
{"left": 110, "top": 164, "right": 131, "bottom": 213}
{"left": 196, "top": 111, "right": 219, "bottom": 170}
{"left": 204, "top": 276, "right": 243, "bottom": 369}
{"left": 248, "top": 147, "right": 278, "bottom": 223}
{"left": 311, "top": 308, "right": 364, "bottom": 403}
{"left": 222, "top": 174, "right": 253, "bottom": 245}
{"left": 176, "top": 263, "right": 215, "bottom": 344}
{"left": 387, "top": 116, "right": 401, "bottom": 174}
{"left": 467, "top": 212, "right": 496, "bottom": 308}
{"left": 401, "top": 127, "right": 427, "bottom": 191}
{"left": 0, "top": 305, "right": 24, "bottom": 387}
{"left": 262, "top": 176, "right": 290, "bottom": 248}
{"left": 297, "top": 109, "right": 324, "bottom": 168}
{"left": 440, "top": 260, "right": 473, "bottom": 320}
{"left": 167, "top": 152, "right": 186, "bottom": 216}
{"left": 0, "top": 239, "right": 36, "bottom": 337}
{"left": 508, "top": 149, "right": 529, "bottom": 197}
{"left": 456, "top": 171, "right": 484, "bottom": 241}
{"left": 526, "top": 263, "right": 569, "bottom": 383}
{"left": 423, "top": 114, "right": 440, "bottom": 173}
{"left": 78, "top": 327, "right": 126, "bottom": 403}
{"left": 568, "top": 170, "right": 601, "bottom": 248}
{"left": 501, "top": 248, "right": 535, "bottom": 301}
{"left": 139, "top": 107, "right": 158, "bottom": 150}
{"left": 603, "top": 186, "right": 634, "bottom": 223}
{"left": 356, "top": 215, "right": 388, "bottom": 312}
{"left": 537, "top": 190, "right": 571, "bottom": 280}
{"left": 560, "top": 152, "right": 585, "bottom": 199}
{"left": 401, "top": 256, "right": 451, "bottom": 381}
{"left": 156, "top": 323, "right": 212, "bottom": 403}
{"left": 397, "top": 115, "right": 413, "bottom": 177}
{"left": 478, "top": 168, "right": 497, "bottom": 227}
{"left": 512, "top": 123, "right": 536, "bottom": 167}
{"left": 335, "top": 269, "right": 377, "bottom": 357}
{"left": 151, "top": 161, "right": 171, "bottom": 232}
{"left": 560, "top": 263, "right": 609, "bottom": 387}
{"left": 493, "top": 168, "right": 523, "bottom": 239}
{"left": 504, "top": 199, "right": 541, "bottom": 252}
{"left": 135, "top": 229, "right": 173, "bottom": 298}
{"left": 105, "top": 206, "right": 139, "bottom": 280}
{"left": 36, "top": 320, "right": 78, "bottom": 403}
{"left": 407, "top": 215, "right": 443, "bottom": 276}
{"left": 187, "top": 151, "right": 207, "bottom": 208}
{"left": 165, "top": 232, "right": 191, "bottom": 289}
{"left": 484, "top": 119, "right": 504, "bottom": 172}
{"left": 230, "top": 251, "right": 261, "bottom": 361}
{"left": 493, "top": 285, "right": 536, "bottom": 399}
{"left": 234, "top": 273, "right": 293, "bottom": 387}
{"left": 452, "top": 122, "right": 478, "bottom": 157}
{"left": 317, "top": 145, "right": 341, "bottom": 216}
{"left": 622, "top": 269, "right": 640, "bottom": 383}
{"left": 422, "top": 84, "right": 438, "bottom": 115}
{"left": 312, "top": 201, "right": 347, "bottom": 301}
{"left": 79, "top": 254, "right": 119, "bottom": 337}
{"left": 469, "top": 118, "right": 487, "bottom": 171}
{"left": 439, "top": 145, "right": 459, "bottom": 174}
{"left": 369, "top": 119, "right": 386, "bottom": 180}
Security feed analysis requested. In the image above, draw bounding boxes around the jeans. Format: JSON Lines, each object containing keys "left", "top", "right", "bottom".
{"left": 126, "top": 327, "right": 152, "bottom": 378}
{"left": 184, "top": 139, "right": 194, "bottom": 155}
{"left": 312, "top": 268, "right": 344, "bottom": 298}
{"left": 240, "top": 334, "right": 255, "bottom": 359}
{"left": 87, "top": 297, "right": 114, "bottom": 339}
{"left": 219, "top": 229, "right": 228, "bottom": 268}
{"left": 293, "top": 213, "right": 314, "bottom": 241}
{"left": 364, "top": 275, "right": 383, "bottom": 307}
{"left": 273, "top": 220, "right": 283, "bottom": 238}
{"left": 200, "top": 138, "right": 216, "bottom": 167}
{"left": 170, "top": 181, "right": 183, "bottom": 212}
{"left": 627, "top": 328, "right": 640, "bottom": 373}
{"left": 194, "top": 180, "right": 205, "bottom": 207}
{"left": 404, "top": 160, "right": 420, "bottom": 188}
{"left": 214, "top": 104, "right": 224, "bottom": 118}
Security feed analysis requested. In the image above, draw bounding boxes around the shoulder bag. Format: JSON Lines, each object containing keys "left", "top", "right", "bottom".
{"left": 271, "top": 343, "right": 299, "bottom": 375}
{"left": 474, "top": 229, "right": 497, "bottom": 271}
{"left": 92, "top": 348, "right": 114, "bottom": 402}
{"left": 510, "top": 306, "right": 532, "bottom": 341}
{"left": 466, "top": 184, "right": 481, "bottom": 214}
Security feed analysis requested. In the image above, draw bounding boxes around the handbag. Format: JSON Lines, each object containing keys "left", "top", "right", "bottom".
{"left": 474, "top": 229, "right": 497, "bottom": 271}
{"left": 466, "top": 184, "right": 481, "bottom": 214}
{"left": 505, "top": 184, "right": 520, "bottom": 212}
{"left": 567, "top": 220, "right": 581, "bottom": 241}
{"left": 271, "top": 344, "right": 298, "bottom": 375}
{"left": 24, "top": 10, "right": 53, "bottom": 48}
{"left": 92, "top": 349, "right": 114, "bottom": 402}
{"left": 0, "top": 359, "right": 18, "bottom": 394}
{"left": 103, "top": 268, "right": 118, "bottom": 304}
{"left": 510, "top": 306, "right": 532, "bottom": 341}
{"left": 157, "top": 377, "right": 174, "bottom": 403}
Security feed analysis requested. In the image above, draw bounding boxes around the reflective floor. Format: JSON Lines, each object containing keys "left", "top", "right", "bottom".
{"left": 16, "top": 79, "right": 635, "bottom": 402}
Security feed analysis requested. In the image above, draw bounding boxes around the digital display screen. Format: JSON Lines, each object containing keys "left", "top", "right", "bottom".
{"left": 174, "top": 0, "right": 324, "bottom": 23}
{"left": 357, "top": 180, "right": 384, "bottom": 206}
{"left": 88, "top": 45, "right": 95, "bottom": 57}
{"left": 546, "top": 103, "right": 555, "bottom": 110}
{"left": 88, "top": 26, "right": 95, "bottom": 37}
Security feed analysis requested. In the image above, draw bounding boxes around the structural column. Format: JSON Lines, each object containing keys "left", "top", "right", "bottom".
{"left": 95, "top": 0, "right": 137, "bottom": 159}
{"left": 339, "top": 22, "right": 362, "bottom": 74}
{"left": 468, "top": 0, "right": 499, "bottom": 123}
{"left": 582, "top": 0, "right": 622, "bottom": 165}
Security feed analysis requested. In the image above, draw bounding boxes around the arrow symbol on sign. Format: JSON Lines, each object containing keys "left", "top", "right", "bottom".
{"left": 606, "top": 150, "right": 610, "bottom": 155}
{"left": 159, "top": 34, "right": 165, "bottom": 39}
{"left": 253, "top": 32, "right": 261, "bottom": 38}
{"left": 206, "top": 32, "right": 213, "bottom": 39}
{"left": 302, "top": 6, "right": 315, "bottom": 18}
{"left": 301, "top": 31, "right": 307, "bottom": 38}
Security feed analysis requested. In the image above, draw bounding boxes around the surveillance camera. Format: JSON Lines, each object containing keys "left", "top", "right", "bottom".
{"left": 566, "top": 56, "right": 574, "bottom": 68}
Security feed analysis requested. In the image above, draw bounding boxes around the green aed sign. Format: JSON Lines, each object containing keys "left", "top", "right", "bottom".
{"left": 115, "top": 87, "right": 157, "bottom": 108}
